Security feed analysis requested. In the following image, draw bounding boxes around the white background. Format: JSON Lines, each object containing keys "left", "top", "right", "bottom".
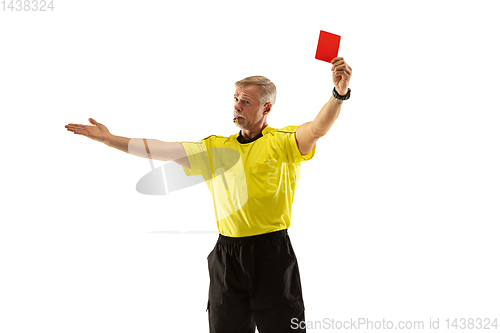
{"left": 1, "top": 0, "right": 499, "bottom": 332}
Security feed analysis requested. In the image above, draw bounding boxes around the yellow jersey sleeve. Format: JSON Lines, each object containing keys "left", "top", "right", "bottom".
{"left": 276, "top": 125, "right": 316, "bottom": 163}
{"left": 179, "top": 137, "right": 213, "bottom": 177}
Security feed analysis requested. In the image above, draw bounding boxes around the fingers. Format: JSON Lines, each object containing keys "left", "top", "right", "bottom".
{"left": 65, "top": 118, "right": 98, "bottom": 133}
{"left": 331, "top": 62, "right": 352, "bottom": 72}
{"left": 332, "top": 65, "right": 352, "bottom": 76}
{"left": 65, "top": 124, "right": 88, "bottom": 136}
{"left": 331, "top": 56, "right": 343, "bottom": 64}
{"left": 331, "top": 57, "right": 345, "bottom": 68}
{"left": 65, "top": 124, "right": 81, "bottom": 130}
{"left": 331, "top": 57, "right": 352, "bottom": 78}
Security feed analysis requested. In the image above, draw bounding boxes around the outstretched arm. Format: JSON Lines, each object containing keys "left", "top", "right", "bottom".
{"left": 295, "top": 57, "right": 352, "bottom": 155}
{"left": 65, "top": 118, "right": 190, "bottom": 168}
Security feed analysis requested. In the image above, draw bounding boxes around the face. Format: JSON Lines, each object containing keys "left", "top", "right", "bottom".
{"left": 233, "top": 84, "right": 270, "bottom": 130}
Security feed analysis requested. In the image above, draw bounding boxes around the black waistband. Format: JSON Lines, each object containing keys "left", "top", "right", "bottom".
{"left": 217, "top": 229, "right": 288, "bottom": 244}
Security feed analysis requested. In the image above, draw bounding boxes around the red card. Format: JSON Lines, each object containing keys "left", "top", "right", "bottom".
{"left": 315, "top": 30, "right": 341, "bottom": 63}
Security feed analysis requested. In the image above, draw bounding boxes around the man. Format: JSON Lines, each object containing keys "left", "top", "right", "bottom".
{"left": 65, "top": 57, "right": 352, "bottom": 332}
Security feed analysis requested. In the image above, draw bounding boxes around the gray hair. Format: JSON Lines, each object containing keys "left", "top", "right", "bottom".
{"left": 235, "top": 76, "right": 276, "bottom": 107}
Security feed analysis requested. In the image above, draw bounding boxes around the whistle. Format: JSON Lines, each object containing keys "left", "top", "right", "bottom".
{"left": 233, "top": 117, "right": 238, "bottom": 123}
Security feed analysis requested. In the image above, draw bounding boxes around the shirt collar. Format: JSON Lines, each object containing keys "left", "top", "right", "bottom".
{"left": 236, "top": 125, "right": 271, "bottom": 144}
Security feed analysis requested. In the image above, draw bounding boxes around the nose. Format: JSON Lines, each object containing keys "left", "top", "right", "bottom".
{"left": 234, "top": 100, "right": 242, "bottom": 112}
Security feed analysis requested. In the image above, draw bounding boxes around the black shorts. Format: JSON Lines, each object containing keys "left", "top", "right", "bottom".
{"left": 206, "top": 229, "right": 306, "bottom": 333}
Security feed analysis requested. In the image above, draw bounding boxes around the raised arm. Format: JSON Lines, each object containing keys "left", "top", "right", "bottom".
{"left": 295, "top": 57, "right": 352, "bottom": 155}
{"left": 64, "top": 118, "right": 190, "bottom": 168}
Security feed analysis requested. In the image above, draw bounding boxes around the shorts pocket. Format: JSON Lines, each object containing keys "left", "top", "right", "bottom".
{"left": 207, "top": 243, "right": 225, "bottom": 306}
{"left": 207, "top": 245, "right": 216, "bottom": 261}
{"left": 277, "top": 236, "right": 297, "bottom": 263}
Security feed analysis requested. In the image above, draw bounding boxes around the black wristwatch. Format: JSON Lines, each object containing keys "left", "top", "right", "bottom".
{"left": 332, "top": 87, "right": 351, "bottom": 100}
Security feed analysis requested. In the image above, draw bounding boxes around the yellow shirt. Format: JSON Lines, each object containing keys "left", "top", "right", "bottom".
{"left": 180, "top": 125, "right": 315, "bottom": 237}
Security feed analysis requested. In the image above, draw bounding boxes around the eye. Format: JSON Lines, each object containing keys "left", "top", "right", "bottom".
{"left": 245, "top": 100, "right": 250, "bottom": 104}
{"left": 234, "top": 97, "right": 238, "bottom": 102}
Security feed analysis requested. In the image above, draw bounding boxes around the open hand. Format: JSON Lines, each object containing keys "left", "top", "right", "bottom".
{"left": 65, "top": 118, "right": 112, "bottom": 144}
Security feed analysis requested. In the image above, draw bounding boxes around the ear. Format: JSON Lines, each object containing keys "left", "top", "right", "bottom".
{"left": 263, "top": 102, "right": 272, "bottom": 115}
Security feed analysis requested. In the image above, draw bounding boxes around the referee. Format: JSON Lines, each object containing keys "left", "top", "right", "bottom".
{"left": 65, "top": 57, "right": 353, "bottom": 332}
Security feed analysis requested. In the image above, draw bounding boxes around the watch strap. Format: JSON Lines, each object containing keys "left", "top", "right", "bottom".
{"left": 333, "top": 87, "right": 351, "bottom": 100}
